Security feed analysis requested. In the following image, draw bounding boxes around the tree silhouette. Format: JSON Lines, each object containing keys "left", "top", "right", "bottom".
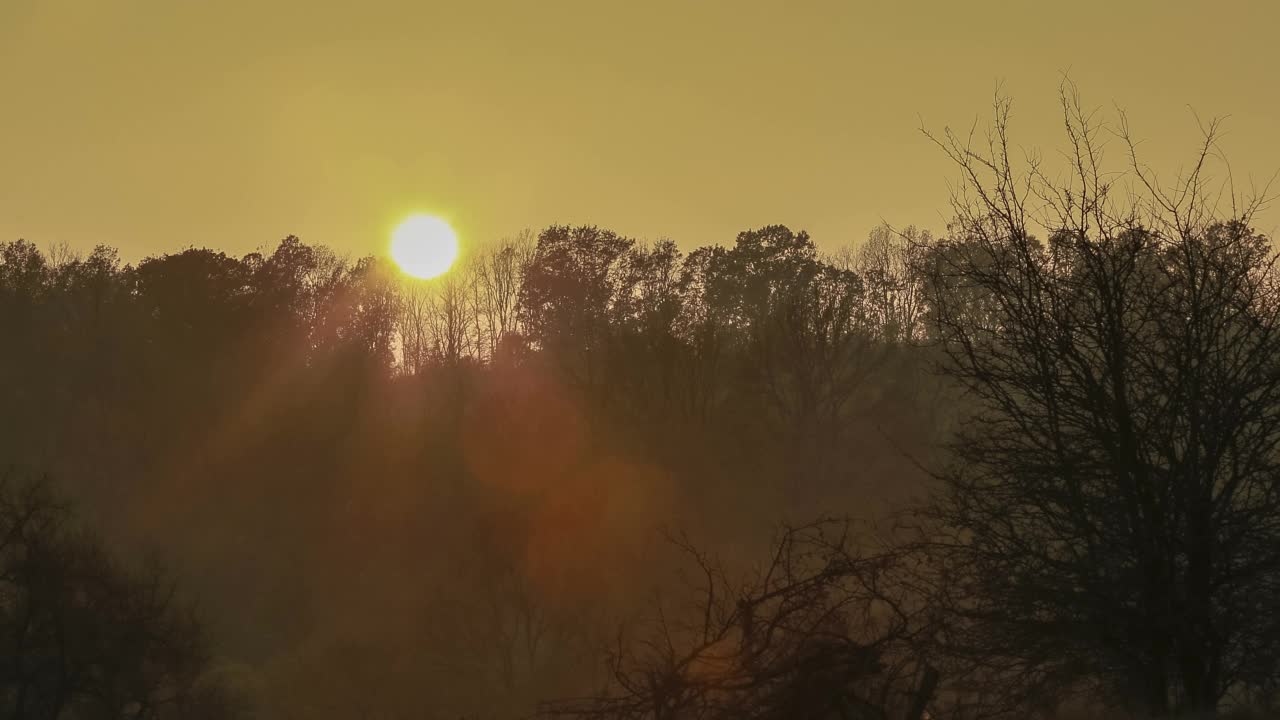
{"left": 916, "top": 85, "right": 1280, "bottom": 717}
{"left": 540, "top": 521, "right": 940, "bottom": 720}
{"left": 0, "top": 470, "right": 242, "bottom": 720}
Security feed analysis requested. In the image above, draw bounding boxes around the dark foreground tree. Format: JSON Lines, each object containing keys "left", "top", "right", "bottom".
{"left": 0, "top": 470, "right": 242, "bottom": 720}
{"left": 917, "top": 85, "right": 1280, "bottom": 717}
{"left": 540, "top": 520, "right": 941, "bottom": 720}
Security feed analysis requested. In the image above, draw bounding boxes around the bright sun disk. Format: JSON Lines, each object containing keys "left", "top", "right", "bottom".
{"left": 391, "top": 215, "right": 459, "bottom": 279}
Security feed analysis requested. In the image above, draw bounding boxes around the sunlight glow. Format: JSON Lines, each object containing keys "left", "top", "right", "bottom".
{"left": 390, "top": 215, "right": 459, "bottom": 279}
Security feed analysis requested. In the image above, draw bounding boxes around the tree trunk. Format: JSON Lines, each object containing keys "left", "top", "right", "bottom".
{"left": 904, "top": 664, "right": 940, "bottom": 720}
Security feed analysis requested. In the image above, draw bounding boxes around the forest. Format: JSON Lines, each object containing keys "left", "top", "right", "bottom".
{"left": 2, "top": 94, "right": 1279, "bottom": 720}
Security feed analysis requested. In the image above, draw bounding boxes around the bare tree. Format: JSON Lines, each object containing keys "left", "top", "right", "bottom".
{"left": 838, "top": 224, "right": 930, "bottom": 343}
{"left": 915, "top": 82, "right": 1280, "bottom": 718}
{"left": 425, "top": 269, "right": 479, "bottom": 366}
{"left": 474, "top": 230, "right": 536, "bottom": 361}
{"left": 540, "top": 520, "right": 941, "bottom": 720}
{"left": 397, "top": 275, "right": 433, "bottom": 374}
{"left": 398, "top": 264, "right": 481, "bottom": 371}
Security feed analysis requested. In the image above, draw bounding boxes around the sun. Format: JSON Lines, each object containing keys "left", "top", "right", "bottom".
{"left": 390, "top": 214, "right": 459, "bottom": 279}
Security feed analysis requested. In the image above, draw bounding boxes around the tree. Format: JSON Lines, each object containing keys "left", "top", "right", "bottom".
{"left": 839, "top": 224, "right": 929, "bottom": 344}
{"left": 916, "top": 85, "right": 1280, "bottom": 717}
{"left": 701, "top": 227, "right": 882, "bottom": 490}
{"left": 474, "top": 230, "right": 536, "bottom": 361}
{"left": 604, "top": 239, "right": 688, "bottom": 425}
{"left": 539, "top": 521, "right": 939, "bottom": 720}
{"left": 312, "top": 255, "right": 399, "bottom": 371}
{"left": 519, "top": 225, "right": 637, "bottom": 408}
{"left": 0, "top": 470, "right": 242, "bottom": 719}
{"left": 423, "top": 268, "right": 479, "bottom": 367}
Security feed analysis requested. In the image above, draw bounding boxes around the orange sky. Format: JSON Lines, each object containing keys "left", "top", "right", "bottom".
{"left": 3, "top": 0, "right": 1277, "bottom": 261}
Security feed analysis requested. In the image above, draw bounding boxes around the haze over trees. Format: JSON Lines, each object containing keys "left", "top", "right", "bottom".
{"left": 0, "top": 472, "right": 239, "bottom": 719}
{"left": 1, "top": 87, "right": 1276, "bottom": 719}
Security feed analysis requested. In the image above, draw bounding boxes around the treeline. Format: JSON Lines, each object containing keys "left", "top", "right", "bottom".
{"left": 5, "top": 88, "right": 1280, "bottom": 719}
{"left": 0, "top": 217, "right": 944, "bottom": 717}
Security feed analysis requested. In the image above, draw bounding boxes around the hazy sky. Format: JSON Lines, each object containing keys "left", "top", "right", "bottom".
{"left": 3, "top": 0, "right": 1277, "bottom": 261}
